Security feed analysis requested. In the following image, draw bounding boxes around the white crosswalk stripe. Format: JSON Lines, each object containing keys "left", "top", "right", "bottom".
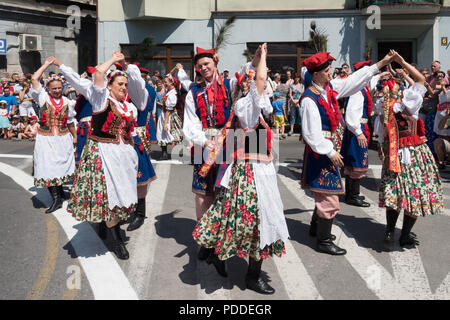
{"left": 277, "top": 166, "right": 417, "bottom": 299}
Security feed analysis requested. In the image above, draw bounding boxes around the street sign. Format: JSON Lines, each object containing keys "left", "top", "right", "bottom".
{"left": 0, "top": 38, "right": 6, "bottom": 54}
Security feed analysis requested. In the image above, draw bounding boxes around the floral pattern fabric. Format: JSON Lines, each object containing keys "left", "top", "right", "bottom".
{"left": 379, "top": 143, "right": 443, "bottom": 217}
{"left": 158, "top": 111, "right": 183, "bottom": 147}
{"left": 193, "top": 162, "right": 285, "bottom": 261}
{"left": 67, "top": 139, "right": 136, "bottom": 222}
{"left": 34, "top": 174, "right": 73, "bottom": 187}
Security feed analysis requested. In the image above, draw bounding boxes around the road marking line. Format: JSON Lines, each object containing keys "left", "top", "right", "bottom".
{"left": 355, "top": 187, "right": 449, "bottom": 299}
{"left": 272, "top": 241, "right": 323, "bottom": 300}
{"left": 0, "top": 153, "right": 33, "bottom": 159}
{"left": 277, "top": 166, "right": 416, "bottom": 300}
{"left": 126, "top": 164, "right": 169, "bottom": 299}
{"left": 26, "top": 214, "right": 59, "bottom": 300}
{"left": 62, "top": 289, "right": 79, "bottom": 300}
{"left": 0, "top": 161, "right": 139, "bottom": 300}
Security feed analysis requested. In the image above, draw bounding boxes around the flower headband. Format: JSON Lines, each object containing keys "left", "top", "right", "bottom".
{"left": 235, "top": 69, "right": 256, "bottom": 92}
{"left": 165, "top": 73, "right": 179, "bottom": 87}
{"left": 108, "top": 70, "right": 128, "bottom": 81}
{"left": 47, "top": 74, "right": 63, "bottom": 82}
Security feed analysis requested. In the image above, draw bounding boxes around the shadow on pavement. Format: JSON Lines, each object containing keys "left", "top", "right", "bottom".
{"left": 155, "top": 210, "right": 269, "bottom": 294}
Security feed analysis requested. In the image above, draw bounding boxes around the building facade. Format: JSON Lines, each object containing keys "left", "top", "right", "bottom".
{"left": 0, "top": 0, "right": 96, "bottom": 76}
{"left": 97, "top": 0, "right": 450, "bottom": 77}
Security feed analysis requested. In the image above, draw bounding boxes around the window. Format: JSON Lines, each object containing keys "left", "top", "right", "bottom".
{"left": 121, "top": 43, "right": 194, "bottom": 79}
{"left": 246, "top": 42, "right": 315, "bottom": 76}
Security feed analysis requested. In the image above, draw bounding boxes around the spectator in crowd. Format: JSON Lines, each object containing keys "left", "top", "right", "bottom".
{"left": 341, "top": 63, "right": 350, "bottom": 77}
{"left": 222, "top": 70, "right": 230, "bottom": 79}
{"left": 24, "top": 115, "right": 39, "bottom": 140}
{"left": 0, "top": 100, "right": 10, "bottom": 139}
{"left": 272, "top": 91, "right": 287, "bottom": 139}
{"left": 0, "top": 86, "right": 18, "bottom": 117}
{"left": 276, "top": 74, "right": 290, "bottom": 106}
{"left": 273, "top": 72, "right": 281, "bottom": 87}
{"left": 434, "top": 82, "right": 450, "bottom": 170}
{"left": 8, "top": 115, "right": 25, "bottom": 140}
{"left": 428, "top": 61, "right": 449, "bottom": 86}
{"left": 285, "top": 69, "right": 294, "bottom": 86}
{"left": 154, "top": 78, "right": 165, "bottom": 124}
{"left": 151, "top": 70, "right": 161, "bottom": 83}
{"left": 0, "top": 78, "right": 13, "bottom": 95}
{"left": 287, "top": 73, "right": 304, "bottom": 136}
{"left": 19, "top": 81, "right": 36, "bottom": 124}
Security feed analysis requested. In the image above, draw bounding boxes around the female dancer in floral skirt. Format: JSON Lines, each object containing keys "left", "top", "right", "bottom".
{"left": 59, "top": 51, "right": 139, "bottom": 260}
{"left": 378, "top": 51, "right": 443, "bottom": 248}
{"left": 156, "top": 74, "right": 183, "bottom": 160}
{"left": 193, "top": 43, "right": 289, "bottom": 295}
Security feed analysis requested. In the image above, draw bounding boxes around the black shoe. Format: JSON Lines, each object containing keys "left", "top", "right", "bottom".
{"left": 383, "top": 209, "right": 399, "bottom": 247}
{"left": 98, "top": 221, "right": 107, "bottom": 240}
{"left": 316, "top": 217, "right": 346, "bottom": 255}
{"left": 198, "top": 246, "right": 213, "bottom": 261}
{"left": 160, "top": 146, "right": 169, "bottom": 160}
{"left": 206, "top": 253, "right": 227, "bottom": 277}
{"left": 245, "top": 258, "right": 275, "bottom": 295}
{"left": 109, "top": 224, "right": 129, "bottom": 260}
{"left": 309, "top": 207, "right": 336, "bottom": 241}
{"left": 399, "top": 214, "right": 418, "bottom": 247}
{"left": 345, "top": 178, "right": 370, "bottom": 207}
{"left": 45, "top": 186, "right": 63, "bottom": 213}
{"left": 127, "top": 198, "right": 146, "bottom": 231}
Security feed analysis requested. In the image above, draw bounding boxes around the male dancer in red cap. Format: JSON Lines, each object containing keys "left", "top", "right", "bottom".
{"left": 301, "top": 51, "right": 394, "bottom": 255}
{"left": 183, "top": 48, "right": 233, "bottom": 266}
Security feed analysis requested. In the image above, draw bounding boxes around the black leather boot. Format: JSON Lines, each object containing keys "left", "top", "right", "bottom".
{"left": 309, "top": 207, "right": 336, "bottom": 240}
{"left": 45, "top": 186, "right": 63, "bottom": 213}
{"left": 127, "top": 198, "right": 146, "bottom": 231}
{"left": 59, "top": 186, "right": 66, "bottom": 200}
{"left": 384, "top": 208, "right": 399, "bottom": 246}
{"left": 198, "top": 246, "right": 213, "bottom": 261}
{"left": 161, "top": 145, "right": 169, "bottom": 160}
{"left": 399, "top": 214, "right": 418, "bottom": 247}
{"left": 206, "top": 252, "right": 227, "bottom": 277}
{"left": 316, "top": 217, "right": 346, "bottom": 255}
{"left": 345, "top": 178, "right": 370, "bottom": 207}
{"left": 108, "top": 224, "right": 129, "bottom": 260}
{"left": 245, "top": 257, "right": 275, "bottom": 295}
{"left": 98, "top": 221, "right": 107, "bottom": 240}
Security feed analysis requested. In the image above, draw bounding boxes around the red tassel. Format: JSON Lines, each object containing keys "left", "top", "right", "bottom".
{"left": 102, "top": 111, "right": 115, "bottom": 132}
{"left": 138, "top": 144, "right": 144, "bottom": 152}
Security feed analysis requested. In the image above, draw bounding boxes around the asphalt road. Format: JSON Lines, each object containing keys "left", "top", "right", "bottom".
{"left": 0, "top": 136, "right": 449, "bottom": 301}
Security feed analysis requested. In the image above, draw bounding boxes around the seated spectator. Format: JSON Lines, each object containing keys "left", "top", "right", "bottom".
{"left": 434, "top": 85, "right": 450, "bottom": 170}
{"left": 24, "top": 115, "right": 39, "bottom": 140}
{"left": 0, "top": 86, "right": 18, "bottom": 117}
{"left": 0, "top": 100, "right": 10, "bottom": 139}
{"left": 8, "top": 115, "right": 25, "bottom": 140}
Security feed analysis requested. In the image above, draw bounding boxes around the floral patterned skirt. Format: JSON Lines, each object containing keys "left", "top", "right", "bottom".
{"left": 35, "top": 175, "right": 73, "bottom": 188}
{"left": 158, "top": 111, "right": 183, "bottom": 147}
{"left": 379, "top": 143, "right": 443, "bottom": 217}
{"left": 193, "top": 162, "right": 285, "bottom": 261}
{"left": 67, "top": 139, "right": 136, "bottom": 222}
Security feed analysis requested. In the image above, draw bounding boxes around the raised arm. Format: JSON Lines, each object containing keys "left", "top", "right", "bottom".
{"left": 53, "top": 58, "right": 93, "bottom": 98}
{"left": 255, "top": 43, "right": 267, "bottom": 95}
{"left": 123, "top": 63, "right": 148, "bottom": 111}
{"left": 332, "top": 51, "right": 394, "bottom": 99}
{"left": 31, "top": 57, "right": 54, "bottom": 91}
{"left": 95, "top": 51, "right": 124, "bottom": 88}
